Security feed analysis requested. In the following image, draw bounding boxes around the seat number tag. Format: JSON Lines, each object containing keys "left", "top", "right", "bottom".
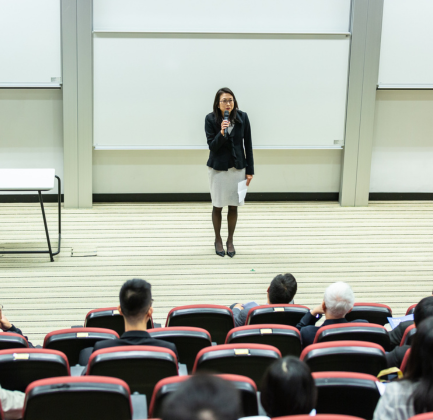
{"left": 77, "top": 333, "right": 89, "bottom": 338}
{"left": 14, "top": 353, "right": 29, "bottom": 360}
{"left": 260, "top": 329, "right": 273, "bottom": 334}
{"left": 112, "top": 310, "right": 120, "bottom": 315}
{"left": 234, "top": 349, "right": 250, "bottom": 356}
{"left": 274, "top": 308, "right": 284, "bottom": 312}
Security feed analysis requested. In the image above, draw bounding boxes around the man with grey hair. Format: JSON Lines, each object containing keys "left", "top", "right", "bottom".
{"left": 296, "top": 282, "right": 367, "bottom": 348}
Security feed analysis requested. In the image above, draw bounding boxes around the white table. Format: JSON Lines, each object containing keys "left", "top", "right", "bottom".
{"left": 0, "top": 169, "right": 61, "bottom": 262}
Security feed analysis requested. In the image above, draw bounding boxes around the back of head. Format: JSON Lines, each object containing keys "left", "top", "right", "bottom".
{"left": 414, "top": 296, "right": 433, "bottom": 326}
{"left": 323, "top": 282, "right": 354, "bottom": 318}
{"left": 404, "top": 316, "right": 433, "bottom": 414}
{"left": 161, "top": 374, "right": 241, "bottom": 420}
{"left": 119, "top": 278, "right": 152, "bottom": 321}
{"left": 260, "top": 356, "right": 317, "bottom": 417}
{"left": 268, "top": 273, "right": 297, "bottom": 304}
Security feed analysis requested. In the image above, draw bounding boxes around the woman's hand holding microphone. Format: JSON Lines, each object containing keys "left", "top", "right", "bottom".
{"left": 220, "top": 120, "right": 230, "bottom": 136}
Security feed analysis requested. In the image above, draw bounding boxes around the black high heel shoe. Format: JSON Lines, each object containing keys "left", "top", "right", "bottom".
{"left": 226, "top": 242, "right": 236, "bottom": 258}
{"left": 214, "top": 242, "right": 225, "bottom": 257}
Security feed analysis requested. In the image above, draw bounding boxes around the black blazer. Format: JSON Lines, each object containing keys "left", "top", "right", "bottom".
{"left": 388, "top": 320, "right": 414, "bottom": 349}
{"left": 205, "top": 110, "right": 254, "bottom": 175}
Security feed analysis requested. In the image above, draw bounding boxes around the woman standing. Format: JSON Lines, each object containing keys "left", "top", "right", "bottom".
{"left": 205, "top": 88, "right": 254, "bottom": 258}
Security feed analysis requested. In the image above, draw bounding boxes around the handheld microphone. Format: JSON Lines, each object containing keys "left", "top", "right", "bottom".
{"left": 223, "top": 110, "right": 229, "bottom": 136}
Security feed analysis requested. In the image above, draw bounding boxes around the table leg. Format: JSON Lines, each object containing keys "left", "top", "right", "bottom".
{"left": 52, "top": 175, "right": 61, "bottom": 257}
{"left": 38, "top": 191, "right": 54, "bottom": 262}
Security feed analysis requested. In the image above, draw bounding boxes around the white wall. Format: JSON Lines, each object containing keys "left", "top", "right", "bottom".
{"left": 370, "top": 90, "right": 433, "bottom": 193}
{"left": 0, "top": 89, "right": 63, "bottom": 194}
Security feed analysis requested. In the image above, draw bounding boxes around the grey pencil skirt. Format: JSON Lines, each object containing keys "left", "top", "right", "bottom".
{"left": 208, "top": 166, "right": 246, "bottom": 208}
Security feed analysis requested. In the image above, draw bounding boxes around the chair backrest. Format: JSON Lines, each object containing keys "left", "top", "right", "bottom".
{"left": 246, "top": 304, "right": 310, "bottom": 327}
{"left": 408, "top": 413, "right": 433, "bottom": 420}
{"left": 43, "top": 328, "right": 119, "bottom": 366}
{"left": 300, "top": 341, "right": 387, "bottom": 376}
{"left": 0, "top": 331, "right": 29, "bottom": 350}
{"left": 23, "top": 376, "right": 132, "bottom": 420}
{"left": 0, "top": 348, "right": 70, "bottom": 392}
{"left": 314, "top": 323, "right": 391, "bottom": 351}
{"left": 148, "top": 327, "right": 211, "bottom": 372}
{"left": 165, "top": 305, "right": 234, "bottom": 344}
{"left": 400, "top": 325, "right": 416, "bottom": 346}
{"left": 193, "top": 343, "right": 281, "bottom": 387}
{"left": 400, "top": 348, "right": 411, "bottom": 372}
{"left": 406, "top": 304, "right": 417, "bottom": 316}
{"left": 84, "top": 307, "right": 153, "bottom": 335}
{"left": 313, "top": 371, "right": 381, "bottom": 420}
{"left": 272, "top": 415, "right": 365, "bottom": 420}
{"left": 226, "top": 324, "right": 302, "bottom": 357}
{"left": 86, "top": 345, "right": 178, "bottom": 400}
{"left": 345, "top": 303, "right": 392, "bottom": 326}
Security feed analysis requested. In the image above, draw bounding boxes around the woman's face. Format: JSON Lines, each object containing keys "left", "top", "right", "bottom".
{"left": 219, "top": 93, "right": 234, "bottom": 115}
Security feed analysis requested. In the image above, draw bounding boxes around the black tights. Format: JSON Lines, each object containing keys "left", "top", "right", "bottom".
{"left": 212, "top": 206, "right": 238, "bottom": 252}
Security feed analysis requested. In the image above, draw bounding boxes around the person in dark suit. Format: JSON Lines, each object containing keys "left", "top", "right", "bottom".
{"left": 205, "top": 87, "right": 254, "bottom": 258}
{"left": 386, "top": 296, "right": 433, "bottom": 369}
{"left": 296, "top": 282, "right": 367, "bottom": 348}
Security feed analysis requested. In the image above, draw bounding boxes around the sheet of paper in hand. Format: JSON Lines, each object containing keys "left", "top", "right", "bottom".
{"left": 238, "top": 179, "right": 248, "bottom": 204}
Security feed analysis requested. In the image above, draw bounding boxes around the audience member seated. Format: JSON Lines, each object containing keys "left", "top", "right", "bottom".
{"left": 260, "top": 356, "right": 317, "bottom": 418}
{"left": 0, "top": 305, "right": 34, "bottom": 348}
{"left": 0, "top": 384, "right": 25, "bottom": 420}
{"left": 230, "top": 273, "right": 297, "bottom": 327}
{"left": 386, "top": 296, "right": 433, "bottom": 369}
{"left": 296, "top": 281, "right": 367, "bottom": 347}
{"left": 79, "top": 278, "right": 177, "bottom": 365}
{"left": 373, "top": 316, "right": 433, "bottom": 420}
{"left": 161, "top": 374, "right": 242, "bottom": 420}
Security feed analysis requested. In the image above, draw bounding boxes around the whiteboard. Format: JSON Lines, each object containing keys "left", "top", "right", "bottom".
{"left": 0, "top": 0, "right": 61, "bottom": 87}
{"left": 93, "top": 34, "right": 350, "bottom": 149}
{"left": 378, "top": 0, "right": 433, "bottom": 88}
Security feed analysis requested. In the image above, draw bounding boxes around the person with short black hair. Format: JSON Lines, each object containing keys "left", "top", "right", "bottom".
{"left": 162, "top": 374, "right": 242, "bottom": 420}
{"left": 374, "top": 316, "right": 433, "bottom": 420}
{"left": 261, "top": 356, "right": 317, "bottom": 418}
{"left": 231, "top": 273, "right": 297, "bottom": 327}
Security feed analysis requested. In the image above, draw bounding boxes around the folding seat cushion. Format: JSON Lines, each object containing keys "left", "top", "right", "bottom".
{"left": 165, "top": 305, "right": 234, "bottom": 344}
{"left": 225, "top": 324, "right": 302, "bottom": 357}
{"left": 313, "top": 372, "right": 381, "bottom": 420}
{"left": 84, "top": 307, "right": 153, "bottom": 335}
{"left": 193, "top": 343, "right": 281, "bottom": 387}
{"left": 400, "top": 324, "right": 416, "bottom": 346}
{"left": 406, "top": 304, "right": 417, "bottom": 316}
{"left": 400, "top": 348, "right": 411, "bottom": 372}
{"left": 314, "top": 323, "right": 391, "bottom": 351}
{"left": 408, "top": 413, "right": 433, "bottom": 420}
{"left": 149, "top": 374, "right": 258, "bottom": 419}
{"left": 246, "top": 304, "right": 310, "bottom": 327}
{"left": 43, "top": 327, "right": 119, "bottom": 366}
{"left": 271, "top": 415, "right": 365, "bottom": 420}
{"left": 345, "top": 303, "right": 392, "bottom": 326}
{"left": 148, "top": 327, "right": 211, "bottom": 372}
{"left": 300, "top": 341, "right": 387, "bottom": 376}
{"left": 23, "top": 376, "right": 132, "bottom": 420}
{"left": 0, "top": 332, "right": 29, "bottom": 350}
{"left": 0, "top": 348, "right": 70, "bottom": 392}
{"left": 86, "top": 345, "right": 178, "bottom": 400}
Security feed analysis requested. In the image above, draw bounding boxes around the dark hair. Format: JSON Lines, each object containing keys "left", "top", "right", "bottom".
{"left": 414, "top": 296, "right": 433, "bottom": 326}
{"left": 261, "top": 356, "right": 317, "bottom": 417}
{"left": 212, "top": 87, "right": 239, "bottom": 125}
{"left": 161, "top": 374, "right": 242, "bottom": 420}
{"left": 268, "top": 273, "right": 297, "bottom": 304}
{"left": 405, "top": 316, "right": 433, "bottom": 414}
{"left": 119, "top": 278, "right": 152, "bottom": 319}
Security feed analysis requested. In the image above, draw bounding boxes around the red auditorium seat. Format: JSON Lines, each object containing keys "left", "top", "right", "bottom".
{"left": 0, "top": 401, "right": 3, "bottom": 420}
{"left": 225, "top": 324, "right": 302, "bottom": 357}
{"left": 86, "top": 345, "right": 178, "bottom": 400}
{"left": 84, "top": 307, "right": 153, "bottom": 335}
{"left": 43, "top": 327, "right": 119, "bottom": 366}
{"left": 314, "top": 323, "right": 391, "bottom": 351}
{"left": 300, "top": 341, "right": 387, "bottom": 376}
{"left": 400, "top": 324, "right": 416, "bottom": 346}
{"left": 408, "top": 413, "right": 433, "bottom": 420}
{"left": 22, "top": 376, "right": 132, "bottom": 420}
{"left": 246, "top": 304, "right": 310, "bottom": 327}
{"left": 400, "top": 347, "right": 411, "bottom": 372}
{"left": 272, "top": 415, "right": 365, "bottom": 420}
{"left": 313, "top": 371, "right": 381, "bottom": 419}
{"left": 406, "top": 304, "right": 417, "bottom": 315}
{"left": 165, "top": 304, "right": 234, "bottom": 344}
{"left": 0, "top": 348, "right": 69, "bottom": 392}
{"left": 148, "top": 327, "right": 212, "bottom": 372}
{"left": 193, "top": 343, "right": 281, "bottom": 387}
{"left": 0, "top": 331, "right": 29, "bottom": 350}
{"left": 149, "top": 374, "right": 258, "bottom": 418}
{"left": 345, "top": 303, "right": 392, "bottom": 326}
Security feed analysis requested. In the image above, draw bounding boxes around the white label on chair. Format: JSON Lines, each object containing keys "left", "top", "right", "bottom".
{"left": 14, "top": 354, "right": 29, "bottom": 360}
{"left": 234, "top": 349, "right": 250, "bottom": 356}
{"left": 260, "top": 329, "right": 273, "bottom": 334}
{"left": 112, "top": 310, "right": 120, "bottom": 315}
{"left": 274, "top": 308, "right": 284, "bottom": 312}
{"left": 77, "top": 333, "right": 89, "bottom": 338}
